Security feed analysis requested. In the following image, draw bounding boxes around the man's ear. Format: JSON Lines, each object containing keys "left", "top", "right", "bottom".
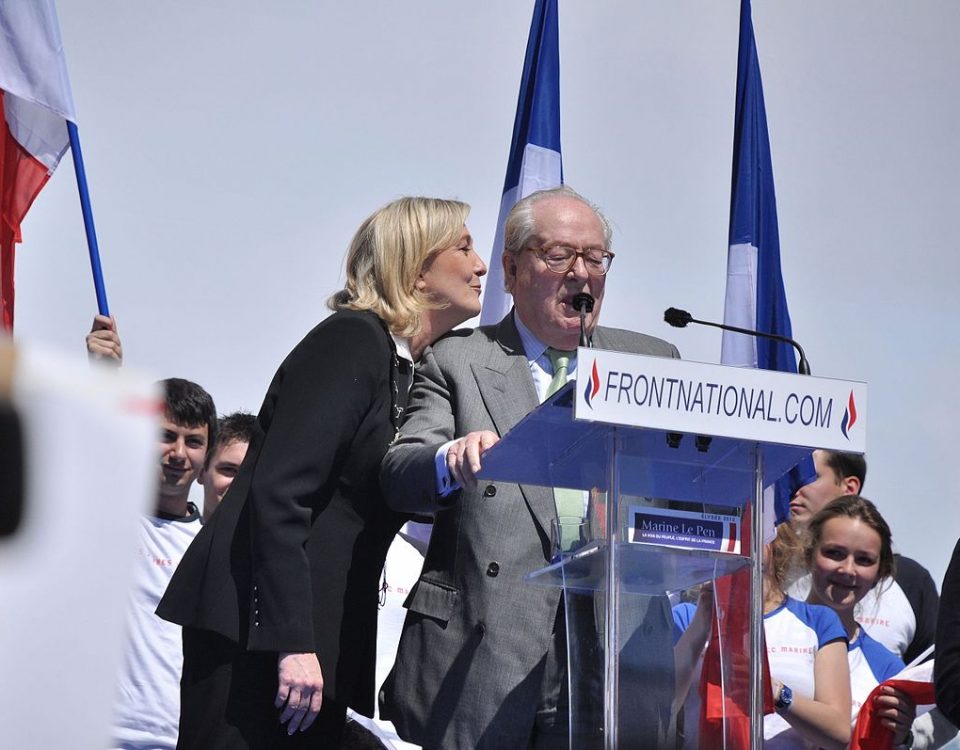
{"left": 197, "top": 466, "right": 207, "bottom": 486}
{"left": 502, "top": 252, "right": 518, "bottom": 293}
{"left": 841, "top": 475, "right": 861, "bottom": 496}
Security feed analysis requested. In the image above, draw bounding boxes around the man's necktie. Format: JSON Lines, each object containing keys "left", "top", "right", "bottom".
{"left": 545, "top": 348, "right": 573, "bottom": 399}
{"left": 545, "top": 348, "right": 584, "bottom": 550}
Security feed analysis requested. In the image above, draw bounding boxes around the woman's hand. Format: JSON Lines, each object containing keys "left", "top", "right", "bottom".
{"left": 276, "top": 651, "right": 324, "bottom": 734}
{"left": 874, "top": 684, "right": 917, "bottom": 746}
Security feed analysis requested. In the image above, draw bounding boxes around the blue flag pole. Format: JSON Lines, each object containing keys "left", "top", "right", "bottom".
{"left": 66, "top": 121, "right": 109, "bottom": 316}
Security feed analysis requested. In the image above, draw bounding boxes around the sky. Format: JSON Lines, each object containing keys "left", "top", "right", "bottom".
{"left": 13, "top": 1, "right": 960, "bottom": 584}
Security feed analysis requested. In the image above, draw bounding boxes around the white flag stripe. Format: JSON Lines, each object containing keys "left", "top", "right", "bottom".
{"left": 0, "top": 0, "right": 75, "bottom": 176}
{"left": 723, "top": 240, "right": 778, "bottom": 536}
{"left": 720, "top": 241, "right": 759, "bottom": 368}
{"left": 480, "top": 143, "right": 562, "bottom": 326}
{"left": 516, "top": 143, "right": 562, "bottom": 199}
{"left": 479, "top": 186, "right": 518, "bottom": 326}
{"left": 3, "top": 95, "right": 69, "bottom": 171}
{"left": 0, "top": 0, "right": 77, "bottom": 120}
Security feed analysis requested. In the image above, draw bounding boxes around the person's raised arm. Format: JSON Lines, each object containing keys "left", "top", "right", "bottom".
{"left": 86, "top": 314, "right": 122, "bottom": 365}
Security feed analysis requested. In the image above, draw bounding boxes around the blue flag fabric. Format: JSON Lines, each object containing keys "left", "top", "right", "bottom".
{"left": 720, "top": 0, "right": 814, "bottom": 525}
{"left": 479, "top": 0, "right": 562, "bottom": 325}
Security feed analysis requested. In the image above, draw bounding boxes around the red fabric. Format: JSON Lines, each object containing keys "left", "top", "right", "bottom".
{"left": 698, "top": 503, "right": 775, "bottom": 749}
{"left": 850, "top": 679, "right": 936, "bottom": 750}
{"left": 0, "top": 90, "right": 54, "bottom": 330}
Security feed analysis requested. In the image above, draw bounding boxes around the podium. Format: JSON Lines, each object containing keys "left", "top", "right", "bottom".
{"left": 477, "top": 348, "right": 866, "bottom": 749}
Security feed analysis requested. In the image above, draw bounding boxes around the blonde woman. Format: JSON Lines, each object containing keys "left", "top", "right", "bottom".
{"left": 159, "top": 197, "right": 486, "bottom": 748}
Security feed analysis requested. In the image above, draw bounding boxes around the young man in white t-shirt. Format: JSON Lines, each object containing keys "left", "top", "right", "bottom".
{"left": 111, "top": 377, "right": 217, "bottom": 750}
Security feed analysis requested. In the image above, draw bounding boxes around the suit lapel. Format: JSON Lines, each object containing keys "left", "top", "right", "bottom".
{"left": 472, "top": 313, "right": 557, "bottom": 540}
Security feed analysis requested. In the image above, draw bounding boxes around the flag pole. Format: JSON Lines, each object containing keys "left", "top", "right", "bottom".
{"left": 66, "top": 121, "right": 109, "bottom": 316}
{"left": 479, "top": 0, "right": 561, "bottom": 325}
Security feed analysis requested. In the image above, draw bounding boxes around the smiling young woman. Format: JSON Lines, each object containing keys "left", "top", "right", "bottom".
{"left": 804, "top": 496, "right": 918, "bottom": 748}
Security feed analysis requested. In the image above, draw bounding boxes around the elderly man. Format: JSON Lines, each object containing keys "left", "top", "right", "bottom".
{"left": 379, "top": 186, "right": 679, "bottom": 749}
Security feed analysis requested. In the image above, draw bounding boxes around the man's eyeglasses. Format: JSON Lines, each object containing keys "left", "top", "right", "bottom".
{"left": 526, "top": 245, "right": 615, "bottom": 276}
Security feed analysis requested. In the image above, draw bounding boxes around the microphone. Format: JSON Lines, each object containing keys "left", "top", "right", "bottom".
{"left": 573, "top": 293, "right": 594, "bottom": 348}
{"left": 663, "top": 307, "right": 811, "bottom": 375}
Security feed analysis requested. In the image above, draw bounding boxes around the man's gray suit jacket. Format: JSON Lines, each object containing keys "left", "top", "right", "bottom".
{"left": 379, "top": 312, "right": 680, "bottom": 749}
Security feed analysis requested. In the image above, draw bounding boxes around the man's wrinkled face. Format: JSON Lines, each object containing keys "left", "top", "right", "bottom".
{"left": 504, "top": 195, "right": 608, "bottom": 351}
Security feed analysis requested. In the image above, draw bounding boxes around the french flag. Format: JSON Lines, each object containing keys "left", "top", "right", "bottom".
{"left": 701, "top": 4, "right": 804, "bottom": 746}
{"left": 0, "top": 0, "right": 76, "bottom": 330}
{"left": 719, "top": 0, "right": 813, "bottom": 528}
{"left": 479, "top": 0, "right": 562, "bottom": 326}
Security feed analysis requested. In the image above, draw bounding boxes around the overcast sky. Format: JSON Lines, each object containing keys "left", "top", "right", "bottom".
{"left": 14, "top": 1, "right": 960, "bottom": 583}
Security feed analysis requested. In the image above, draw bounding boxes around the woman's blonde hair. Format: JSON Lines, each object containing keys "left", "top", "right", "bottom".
{"left": 328, "top": 197, "right": 470, "bottom": 336}
{"left": 770, "top": 521, "right": 807, "bottom": 594}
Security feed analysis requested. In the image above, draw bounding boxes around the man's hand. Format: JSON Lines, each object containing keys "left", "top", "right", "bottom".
{"left": 275, "top": 651, "right": 324, "bottom": 735}
{"left": 446, "top": 430, "right": 499, "bottom": 490}
{"left": 86, "top": 315, "right": 122, "bottom": 365}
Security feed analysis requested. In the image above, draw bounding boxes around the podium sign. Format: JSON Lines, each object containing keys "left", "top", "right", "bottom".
{"left": 476, "top": 350, "right": 867, "bottom": 749}
{"left": 574, "top": 348, "right": 866, "bottom": 453}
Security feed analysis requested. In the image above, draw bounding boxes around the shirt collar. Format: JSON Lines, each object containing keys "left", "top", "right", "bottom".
{"left": 390, "top": 333, "right": 414, "bottom": 365}
{"left": 513, "top": 311, "right": 549, "bottom": 364}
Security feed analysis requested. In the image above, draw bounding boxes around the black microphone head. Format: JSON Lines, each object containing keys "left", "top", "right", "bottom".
{"left": 572, "top": 293, "right": 594, "bottom": 313}
{"left": 664, "top": 307, "right": 692, "bottom": 328}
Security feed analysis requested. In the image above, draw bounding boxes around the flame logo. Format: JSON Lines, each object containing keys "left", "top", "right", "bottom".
{"left": 840, "top": 390, "right": 858, "bottom": 439}
{"left": 583, "top": 359, "right": 601, "bottom": 408}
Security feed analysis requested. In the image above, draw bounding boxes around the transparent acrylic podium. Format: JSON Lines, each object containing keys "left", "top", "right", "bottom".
{"left": 476, "top": 380, "right": 815, "bottom": 750}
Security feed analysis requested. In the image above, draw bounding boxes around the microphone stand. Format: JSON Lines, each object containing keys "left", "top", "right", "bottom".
{"left": 573, "top": 293, "right": 594, "bottom": 349}
{"left": 664, "top": 307, "right": 811, "bottom": 375}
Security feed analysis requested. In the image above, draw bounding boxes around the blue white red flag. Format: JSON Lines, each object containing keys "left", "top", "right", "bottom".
{"left": 719, "top": 0, "right": 813, "bottom": 527}
{"left": 0, "top": 0, "right": 76, "bottom": 330}
{"left": 479, "top": 0, "right": 562, "bottom": 325}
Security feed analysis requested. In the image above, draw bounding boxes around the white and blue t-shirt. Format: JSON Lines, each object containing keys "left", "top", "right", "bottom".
{"left": 764, "top": 597, "right": 847, "bottom": 748}
{"left": 848, "top": 627, "right": 904, "bottom": 721}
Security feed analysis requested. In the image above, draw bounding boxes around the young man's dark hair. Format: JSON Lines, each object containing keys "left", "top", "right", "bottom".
{"left": 204, "top": 411, "right": 256, "bottom": 470}
{"left": 820, "top": 450, "right": 867, "bottom": 490}
{"left": 161, "top": 378, "right": 218, "bottom": 457}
